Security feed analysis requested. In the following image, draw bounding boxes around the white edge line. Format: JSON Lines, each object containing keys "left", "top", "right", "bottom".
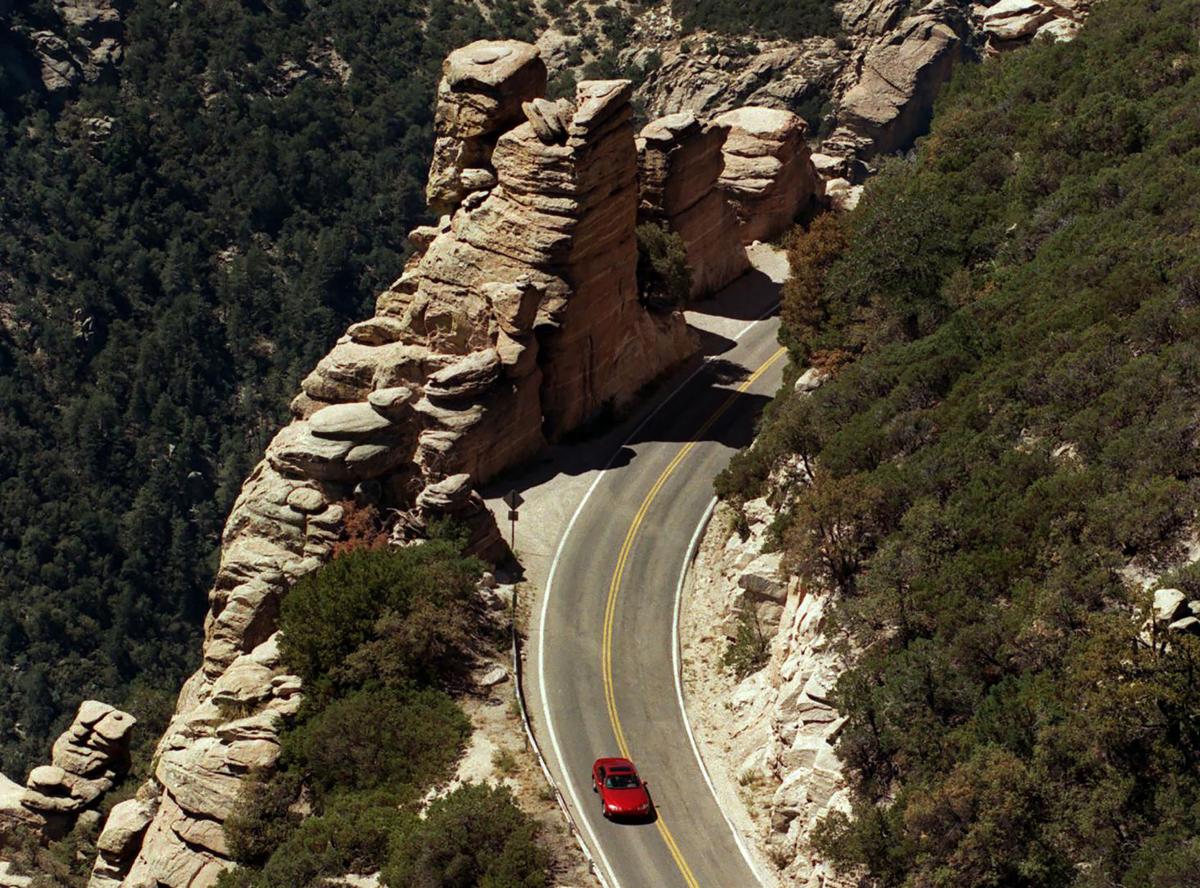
{"left": 673, "top": 497, "right": 770, "bottom": 887}
{"left": 535, "top": 305, "right": 779, "bottom": 888}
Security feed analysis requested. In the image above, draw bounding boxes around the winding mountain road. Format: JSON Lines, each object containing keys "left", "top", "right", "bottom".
{"left": 494, "top": 248, "right": 788, "bottom": 888}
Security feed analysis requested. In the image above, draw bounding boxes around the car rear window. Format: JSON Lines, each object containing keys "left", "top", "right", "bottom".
{"left": 605, "top": 774, "right": 641, "bottom": 789}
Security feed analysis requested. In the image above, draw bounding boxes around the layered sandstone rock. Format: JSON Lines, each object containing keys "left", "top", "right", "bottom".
{"left": 101, "top": 42, "right": 700, "bottom": 886}
{"left": 0, "top": 701, "right": 136, "bottom": 842}
{"left": 715, "top": 107, "right": 818, "bottom": 244}
{"left": 426, "top": 40, "right": 547, "bottom": 216}
{"left": 637, "top": 111, "right": 750, "bottom": 297}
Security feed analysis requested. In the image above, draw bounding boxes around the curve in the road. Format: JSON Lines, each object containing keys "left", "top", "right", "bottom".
{"left": 600, "top": 348, "right": 786, "bottom": 886}
{"left": 535, "top": 312, "right": 786, "bottom": 888}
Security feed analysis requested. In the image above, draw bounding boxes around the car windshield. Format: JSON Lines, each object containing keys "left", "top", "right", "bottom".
{"left": 605, "top": 773, "right": 640, "bottom": 789}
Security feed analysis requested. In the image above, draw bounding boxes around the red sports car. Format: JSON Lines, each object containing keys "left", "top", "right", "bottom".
{"left": 592, "top": 757, "right": 653, "bottom": 820}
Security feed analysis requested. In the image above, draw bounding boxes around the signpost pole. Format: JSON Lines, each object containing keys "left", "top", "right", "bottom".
{"left": 502, "top": 489, "right": 523, "bottom": 555}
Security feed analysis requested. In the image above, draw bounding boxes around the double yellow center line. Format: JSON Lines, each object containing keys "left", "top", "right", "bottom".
{"left": 601, "top": 346, "right": 786, "bottom": 888}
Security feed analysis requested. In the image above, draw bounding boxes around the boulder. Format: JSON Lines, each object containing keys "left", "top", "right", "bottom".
{"left": 416, "top": 473, "right": 474, "bottom": 512}
{"left": 90, "top": 797, "right": 157, "bottom": 886}
{"left": 1168, "top": 616, "right": 1200, "bottom": 635}
{"left": 793, "top": 367, "right": 829, "bottom": 394}
{"left": 367, "top": 385, "right": 416, "bottom": 417}
{"left": 424, "top": 349, "right": 502, "bottom": 401}
{"left": 308, "top": 401, "right": 398, "bottom": 442}
{"left": 715, "top": 107, "right": 818, "bottom": 244}
{"left": 1153, "top": 588, "right": 1187, "bottom": 623}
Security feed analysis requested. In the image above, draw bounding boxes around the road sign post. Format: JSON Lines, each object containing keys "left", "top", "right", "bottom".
{"left": 502, "top": 489, "right": 524, "bottom": 552}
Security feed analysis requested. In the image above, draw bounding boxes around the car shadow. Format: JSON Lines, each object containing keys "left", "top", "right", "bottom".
{"left": 606, "top": 806, "right": 659, "bottom": 826}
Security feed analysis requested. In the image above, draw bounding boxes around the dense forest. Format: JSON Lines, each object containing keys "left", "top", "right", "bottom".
{"left": 719, "top": 0, "right": 1200, "bottom": 884}
{"left": 0, "top": 0, "right": 544, "bottom": 775}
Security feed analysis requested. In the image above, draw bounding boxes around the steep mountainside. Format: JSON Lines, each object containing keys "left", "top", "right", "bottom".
{"left": 0, "top": 0, "right": 545, "bottom": 776}
{"left": 715, "top": 0, "right": 1200, "bottom": 883}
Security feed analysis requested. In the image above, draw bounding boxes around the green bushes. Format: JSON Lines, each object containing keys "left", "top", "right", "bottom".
{"left": 722, "top": 609, "right": 769, "bottom": 678}
{"left": 721, "top": 0, "right": 1200, "bottom": 883}
{"left": 382, "top": 783, "right": 548, "bottom": 888}
{"left": 223, "top": 543, "right": 548, "bottom": 888}
{"left": 281, "top": 686, "right": 470, "bottom": 798}
{"left": 279, "top": 541, "right": 482, "bottom": 696}
{"left": 636, "top": 222, "right": 693, "bottom": 309}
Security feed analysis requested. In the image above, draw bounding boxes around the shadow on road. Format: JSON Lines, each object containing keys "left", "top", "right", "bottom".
{"left": 478, "top": 258, "right": 783, "bottom": 511}
{"left": 689, "top": 267, "right": 779, "bottom": 322}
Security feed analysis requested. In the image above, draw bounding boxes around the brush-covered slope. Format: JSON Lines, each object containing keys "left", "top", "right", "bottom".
{"left": 719, "top": 0, "right": 1200, "bottom": 884}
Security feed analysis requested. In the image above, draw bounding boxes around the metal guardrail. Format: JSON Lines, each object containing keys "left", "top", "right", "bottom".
{"left": 510, "top": 585, "right": 613, "bottom": 888}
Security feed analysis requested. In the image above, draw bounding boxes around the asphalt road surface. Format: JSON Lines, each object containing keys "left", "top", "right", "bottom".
{"left": 527, "top": 283, "right": 786, "bottom": 888}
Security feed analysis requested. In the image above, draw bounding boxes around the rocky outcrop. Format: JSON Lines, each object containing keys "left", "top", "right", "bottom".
{"left": 598, "top": 0, "right": 1091, "bottom": 191}
{"left": 0, "top": 701, "right": 135, "bottom": 841}
{"left": 633, "top": 39, "right": 844, "bottom": 121}
{"left": 832, "top": 1, "right": 972, "bottom": 160}
{"left": 426, "top": 40, "right": 547, "bottom": 216}
{"left": 685, "top": 495, "right": 854, "bottom": 888}
{"left": 101, "top": 41, "right": 709, "bottom": 886}
{"left": 682, "top": 367, "right": 862, "bottom": 886}
{"left": 975, "top": 0, "right": 1090, "bottom": 48}
{"left": 1, "top": 0, "right": 126, "bottom": 103}
{"left": 715, "top": 108, "right": 818, "bottom": 244}
{"left": 637, "top": 111, "right": 750, "bottom": 297}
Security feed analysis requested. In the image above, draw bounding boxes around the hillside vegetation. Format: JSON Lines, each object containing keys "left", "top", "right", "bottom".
{"left": 719, "top": 0, "right": 1200, "bottom": 884}
{"left": 219, "top": 537, "right": 549, "bottom": 888}
{"left": 0, "top": 0, "right": 543, "bottom": 774}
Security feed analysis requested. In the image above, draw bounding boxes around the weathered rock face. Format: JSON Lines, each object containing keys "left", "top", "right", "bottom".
{"left": 0, "top": 701, "right": 135, "bottom": 842}
{"left": 687, "top": 494, "right": 854, "bottom": 888}
{"left": 633, "top": 39, "right": 845, "bottom": 122}
{"left": 1, "top": 0, "right": 126, "bottom": 103}
{"left": 90, "top": 795, "right": 158, "bottom": 887}
{"left": 637, "top": 111, "right": 751, "bottom": 297}
{"left": 100, "top": 41, "right": 707, "bottom": 886}
{"left": 715, "top": 107, "right": 818, "bottom": 244}
{"left": 833, "top": 1, "right": 971, "bottom": 160}
{"left": 426, "top": 40, "right": 548, "bottom": 216}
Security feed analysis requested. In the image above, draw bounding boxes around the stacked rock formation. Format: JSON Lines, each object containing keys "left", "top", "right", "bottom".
{"left": 425, "top": 40, "right": 548, "bottom": 215}
{"left": 637, "top": 111, "right": 750, "bottom": 298}
{"left": 95, "top": 40, "right": 713, "bottom": 886}
{"left": 0, "top": 701, "right": 135, "bottom": 841}
{"left": 714, "top": 107, "right": 819, "bottom": 245}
